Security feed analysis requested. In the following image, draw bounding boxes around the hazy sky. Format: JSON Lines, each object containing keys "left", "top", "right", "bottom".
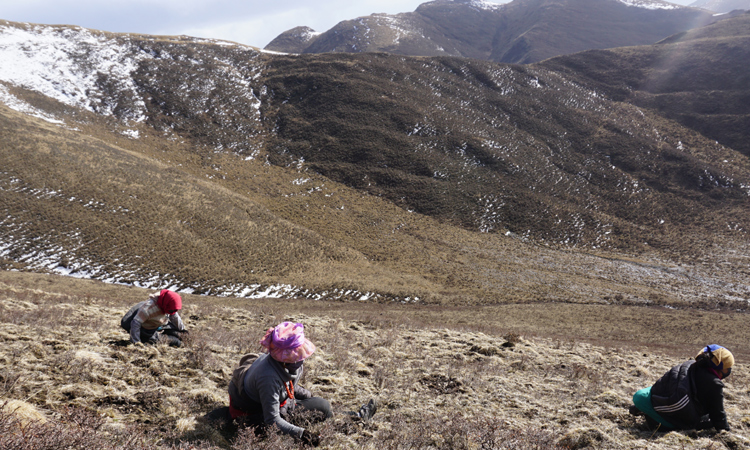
{"left": 0, "top": 0, "right": 698, "bottom": 49}
{"left": 0, "top": 0, "right": 432, "bottom": 49}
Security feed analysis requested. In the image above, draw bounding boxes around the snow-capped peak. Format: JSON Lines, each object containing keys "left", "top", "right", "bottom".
{"left": 466, "top": 0, "right": 505, "bottom": 11}
{"left": 616, "top": 0, "right": 682, "bottom": 10}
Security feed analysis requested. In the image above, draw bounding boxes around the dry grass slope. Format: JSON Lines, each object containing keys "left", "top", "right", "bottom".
{"left": 2, "top": 271, "right": 750, "bottom": 449}
{"left": 4, "top": 98, "right": 748, "bottom": 307}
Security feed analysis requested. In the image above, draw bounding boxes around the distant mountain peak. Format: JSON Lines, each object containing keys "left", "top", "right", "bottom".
{"left": 452, "top": 0, "right": 506, "bottom": 10}
{"left": 616, "top": 0, "right": 683, "bottom": 10}
{"left": 265, "top": 25, "right": 322, "bottom": 52}
{"left": 265, "top": 0, "right": 713, "bottom": 63}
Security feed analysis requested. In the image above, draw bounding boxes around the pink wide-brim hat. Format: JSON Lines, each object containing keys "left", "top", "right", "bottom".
{"left": 260, "top": 322, "right": 316, "bottom": 363}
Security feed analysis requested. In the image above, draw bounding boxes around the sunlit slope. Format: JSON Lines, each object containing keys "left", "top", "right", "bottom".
{"left": 0, "top": 105, "right": 442, "bottom": 299}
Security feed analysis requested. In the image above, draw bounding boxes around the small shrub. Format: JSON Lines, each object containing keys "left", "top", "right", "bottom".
{"left": 0, "top": 403, "right": 151, "bottom": 450}
{"left": 377, "top": 412, "right": 564, "bottom": 450}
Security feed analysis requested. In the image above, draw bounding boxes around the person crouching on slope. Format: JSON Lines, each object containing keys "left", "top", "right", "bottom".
{"left": 227, "top": 322, "right": 333, "bottom": 447}
{"left": 630, "top": 345, "right": 734, "bottom": 432}
{"left": 120, "top": 289, "right": 187, "bottom": 347}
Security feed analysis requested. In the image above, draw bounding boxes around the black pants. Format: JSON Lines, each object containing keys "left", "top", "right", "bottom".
{"left": 293, "top": 397, "right": 333, "bottom": 419}
{"left": 237, "top": 397, "right": 332, "bottom": 429}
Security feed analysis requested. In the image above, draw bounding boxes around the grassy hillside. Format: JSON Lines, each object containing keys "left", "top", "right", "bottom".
{"left": 2, "top": 271, "right": 750, "bottom": 449}
{"left": 2, "top": 17, "right": 750, "bottom": 306}
{"left": 6, "top": 101, "right": 747, "bottom": 308}
{"left": 0, "top": 102, "right": 441, "bottom": 301}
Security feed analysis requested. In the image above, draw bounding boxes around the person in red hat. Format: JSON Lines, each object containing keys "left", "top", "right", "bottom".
{"left": 120, "top": 289, "right": 187, "bottom": 347}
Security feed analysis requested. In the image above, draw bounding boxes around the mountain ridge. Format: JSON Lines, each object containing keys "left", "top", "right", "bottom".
{"left": 265, "top": 0, "right": 717, "bottom": 64}
{"left": 0, "top": 17, "right": 749, "bottom": 306}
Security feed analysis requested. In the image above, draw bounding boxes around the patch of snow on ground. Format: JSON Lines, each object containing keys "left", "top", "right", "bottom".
{"left": 120, "top": 128, "right": 140, "bottom": 139}
{"left": 0, "top": 83, "right": 65, "bottom": 124}
{"left": 301, "top": 29, "right": 323, "bottom": 41}
{"left": 259, "top": 49, "right": 289, "bottom": 55}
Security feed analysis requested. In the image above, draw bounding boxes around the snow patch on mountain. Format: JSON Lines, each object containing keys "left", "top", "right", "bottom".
{"left": 377, "top": 15, "right": 421, "bottom": 44}
{"left": 301, "top": 29, "right": 323, "bottom": 42}
{"left": 466, "top": 0, "right": 505, "bottom": 11}
{"left": 617, "top": 0, "right": 682, "bottom": 9}
{"left": 0, "top": 23, "right": 148, "bottom": 121}
{"left": 0, "top": 83, "right": 66, "bottom": 125}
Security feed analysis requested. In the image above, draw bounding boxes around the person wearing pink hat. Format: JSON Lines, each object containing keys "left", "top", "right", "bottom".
{"left": 227, "top": 322, "right": 330, "bottom": 446}
{"left": 120, "top": 289, "right": 187, "bottom": 347}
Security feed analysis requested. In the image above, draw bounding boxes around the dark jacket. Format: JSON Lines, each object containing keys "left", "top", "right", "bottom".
{"left": 228, "top": 353, "right": 312, "bottom": 436}
{"left": 650, "top": 360, "right": 729, "bottom": 431}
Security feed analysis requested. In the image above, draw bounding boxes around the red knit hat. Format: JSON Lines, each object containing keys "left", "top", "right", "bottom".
{"left": 157, "top": 289, "right": 182, "bottom": 314}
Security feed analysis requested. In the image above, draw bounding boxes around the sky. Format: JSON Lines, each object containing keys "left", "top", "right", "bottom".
{"left": 0, "top": 0, "right": 434, "bottom": 49}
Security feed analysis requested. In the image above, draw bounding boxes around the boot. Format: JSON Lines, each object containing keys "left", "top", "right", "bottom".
{"left": 357, "top": 398, "right": 378, "bottom": 422}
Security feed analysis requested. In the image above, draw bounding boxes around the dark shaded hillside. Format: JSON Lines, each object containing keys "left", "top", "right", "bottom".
{"left": 266, "top": 0, "right": 714, "bottom": 64}
{"left": 541, "top": 11, "right": 750, "bottom": 157}
{"left": 490, "top": 0, "right": 715, "bottom": 63}
{"left": 261, "top": 51, "right": 750, "bottom": 258}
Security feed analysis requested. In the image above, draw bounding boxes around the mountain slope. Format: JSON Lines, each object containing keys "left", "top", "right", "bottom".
{"left": 1, "top": 20, "right": 749, "bottom": 306}
{"left": 542, "top": 11, "right": 750, "bottom": 157}
{"left": 265, "top": 26, "right": 320, "bottom": 53}
{"left": 690, "top": 0, "right": 750, "bottom": 12}
{"left": 265, "top": 0, "right": 715, "bottom": 64}
{"left": 261, "top": 51, "right": 750, "bottom": 255}
{"left": 0, "top": 103, "right": 418, "bottom": 297}
{"left": 489, "top": 0, "right": 715, "bottom": 63}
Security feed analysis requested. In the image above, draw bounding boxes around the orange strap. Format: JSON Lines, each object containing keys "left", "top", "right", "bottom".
{"left": 285, "top": 380, "right": 295, "bottom": 400}
{"left": 280, "top": 380, "right": 294, "bottom": 408}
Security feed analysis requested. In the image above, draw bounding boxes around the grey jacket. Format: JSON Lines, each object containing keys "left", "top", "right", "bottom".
{"left": 235, "top": 353, "right": 311, "bottom": 436}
